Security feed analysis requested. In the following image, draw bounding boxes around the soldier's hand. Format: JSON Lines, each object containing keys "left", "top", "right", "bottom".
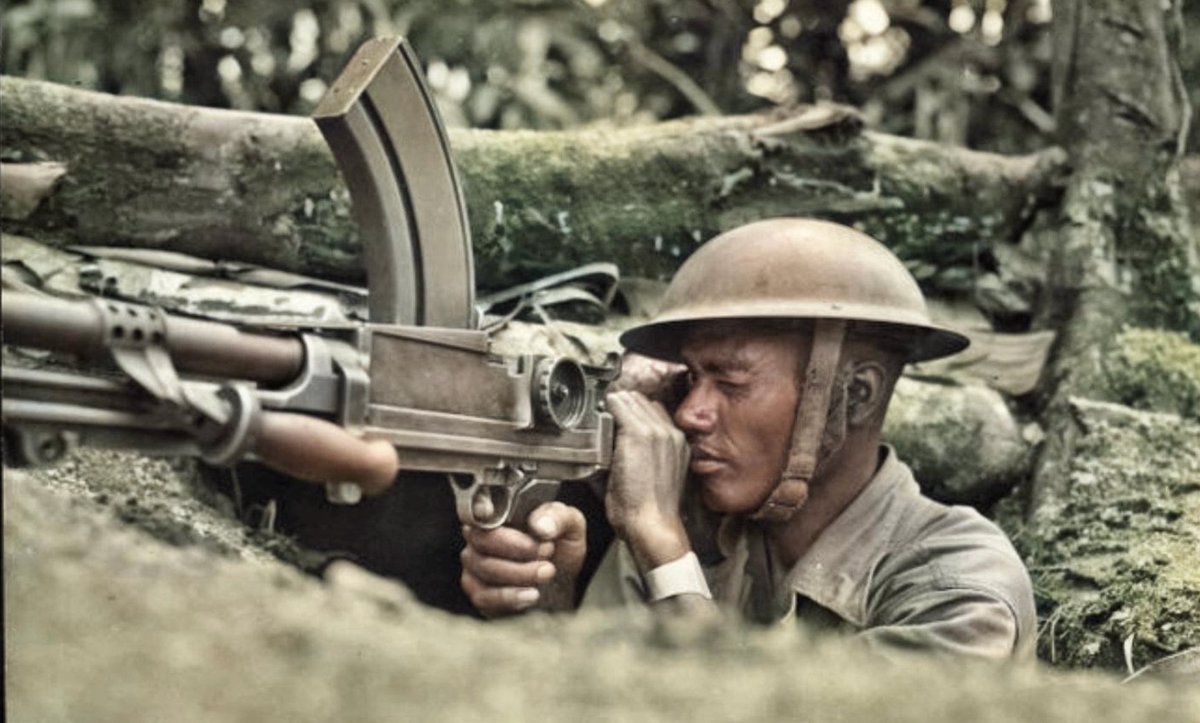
{"left": 254, "top": 411, "right": 399, "bottom": 496}
{"left": 611, "top": 353, "right": 686, "bottom": 405}
{"left": 604, "top": 390, "right": 692, "bottom": 571}
{"left": 460, "top": 501, "right": 587, "bottom": 617}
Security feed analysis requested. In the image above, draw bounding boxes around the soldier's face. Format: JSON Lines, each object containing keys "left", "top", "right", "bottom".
{"left": 673, "top": 325, "right": 804, "bottom": 515}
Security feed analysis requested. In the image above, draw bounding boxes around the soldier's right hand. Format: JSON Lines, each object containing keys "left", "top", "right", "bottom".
{"left": 460, "top": 501, "right": 587, "bottom": 617}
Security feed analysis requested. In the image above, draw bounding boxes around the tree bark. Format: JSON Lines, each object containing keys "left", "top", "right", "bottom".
{"left": 1026, "top": 0, "right": 1198, "bottom": 524}
{"left": 1, "top": 75, "right": 1065, "bottom": 292}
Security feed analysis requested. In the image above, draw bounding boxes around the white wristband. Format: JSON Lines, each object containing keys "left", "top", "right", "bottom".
{"left": 643, "top": 551, "right": 712, "bottom": 601}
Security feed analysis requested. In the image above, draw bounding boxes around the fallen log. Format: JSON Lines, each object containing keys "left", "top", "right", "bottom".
{"left": 1, "top": 75, "right": 1063, "bottom": 292}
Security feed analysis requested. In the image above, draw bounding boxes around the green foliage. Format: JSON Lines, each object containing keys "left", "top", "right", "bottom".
{"left": 1, "top": 0, "right": 1058, "bottom": 154}
{"left": 1102, "top": 328, "right": 1200, "bottom": 420}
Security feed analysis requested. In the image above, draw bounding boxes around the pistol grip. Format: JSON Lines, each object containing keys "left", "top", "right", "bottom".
{"left": 507, "top": 479, "right": 562, "bottom": 529}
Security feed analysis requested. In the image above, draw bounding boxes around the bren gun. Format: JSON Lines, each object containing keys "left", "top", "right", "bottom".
{"left": 0, "top": 37, "right": 615, "bottom": 529}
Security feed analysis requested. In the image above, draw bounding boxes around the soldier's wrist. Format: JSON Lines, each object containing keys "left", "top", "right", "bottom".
{"left": 642, "top": 551, "right": 712, "bottom": 601}
{"left": 619, "top": 514, "right": 690, "bottom": 572}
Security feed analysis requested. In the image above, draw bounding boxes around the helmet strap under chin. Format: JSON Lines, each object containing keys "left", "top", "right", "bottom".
{"left": 751, "top": 318, "right": 847, "bottom": 523}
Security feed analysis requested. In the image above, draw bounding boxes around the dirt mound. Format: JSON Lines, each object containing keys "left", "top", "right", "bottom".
{"left": 6, "top": 460, "right": 1199, "bottom": 723}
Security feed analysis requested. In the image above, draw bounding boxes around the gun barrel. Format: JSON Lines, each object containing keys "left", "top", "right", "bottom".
{"left": 2, "top": 292, "right": 305, "bottom": 386}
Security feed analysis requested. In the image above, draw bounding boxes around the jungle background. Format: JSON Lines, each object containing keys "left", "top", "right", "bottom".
{"left": 3, "top": 1, "right": 1200, "bottom": 721}
{"left": 3, "top": 0, "right": 1198, "bottom": 150}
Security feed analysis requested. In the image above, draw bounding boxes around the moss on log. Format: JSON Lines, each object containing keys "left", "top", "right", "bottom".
{"left": 1, "top": 75, "right": 1062, "bottom": 291}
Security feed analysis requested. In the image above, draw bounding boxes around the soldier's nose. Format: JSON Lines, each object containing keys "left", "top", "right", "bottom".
{"left": 674, "top": 385, "right": 717, "bottom": 434}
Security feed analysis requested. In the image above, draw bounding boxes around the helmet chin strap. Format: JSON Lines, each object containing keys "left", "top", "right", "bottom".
{"left": 751, "top": 318, "right": 847, "bottom": 523}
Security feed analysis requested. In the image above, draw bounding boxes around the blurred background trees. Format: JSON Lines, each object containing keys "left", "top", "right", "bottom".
{"left": 11, "top": 0, "right": 1188, "bottom": 156}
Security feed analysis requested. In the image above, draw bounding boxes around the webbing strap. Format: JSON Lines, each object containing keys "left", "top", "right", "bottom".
{"left": 751, "top": 318, "right": 846, "bottom": 523}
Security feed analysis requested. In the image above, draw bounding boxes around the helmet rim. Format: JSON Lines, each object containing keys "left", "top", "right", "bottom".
{"left": 619, "top": 315, "right": 967, "bottom": 364}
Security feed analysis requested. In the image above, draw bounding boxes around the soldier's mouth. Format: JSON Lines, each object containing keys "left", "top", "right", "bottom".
{"left": 690, "top": 447, "right": 726, "bottom": 473}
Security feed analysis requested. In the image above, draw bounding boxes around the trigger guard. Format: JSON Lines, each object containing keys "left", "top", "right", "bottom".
{"left": 449, "top": 474, "right": 514, "bottom": 530}
{"left": 448, "top": 474, "right": 561, "bottom": 529}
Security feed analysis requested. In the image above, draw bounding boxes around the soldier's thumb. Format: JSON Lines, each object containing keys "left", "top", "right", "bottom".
{"left": 529, "top": 502, "right": 587, "bottom": 571}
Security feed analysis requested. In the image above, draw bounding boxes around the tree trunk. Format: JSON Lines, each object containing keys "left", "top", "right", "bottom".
{"left": 1014, "top": 0, "right": 1200, "bottom": 668}
{"left": 1, "top": 75, "right": 1064, "bottom": 292}
{"left": 1028, "top": 0, "right": 1197, "bottom": 522}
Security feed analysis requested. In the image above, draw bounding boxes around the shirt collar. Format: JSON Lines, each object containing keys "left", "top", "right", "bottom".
{"left": 782, "top": 445, "right": 918, "bottom": 626}
{"left": 713, "top": 446, "right": 919, "bottom": 626}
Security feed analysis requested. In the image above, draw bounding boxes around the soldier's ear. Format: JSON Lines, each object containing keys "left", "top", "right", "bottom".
{"left": 846, "top": 361, "right": 888, "bottom": 426}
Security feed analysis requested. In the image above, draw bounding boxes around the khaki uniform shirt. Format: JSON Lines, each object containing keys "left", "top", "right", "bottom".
{"left": 582, "top": 447, "right": 1037, "bottom": 660}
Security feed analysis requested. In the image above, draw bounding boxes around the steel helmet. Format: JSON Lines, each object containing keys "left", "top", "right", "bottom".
{"left": 619, "top": 218, "right": 968, "bottom": 523}
{"left": 620, "top": 218, "right": 967, "bottom": 363}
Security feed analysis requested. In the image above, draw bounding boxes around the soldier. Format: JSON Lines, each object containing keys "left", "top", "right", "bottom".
{"left": 460, "top": 218, "right": 1036, "bottom": 659}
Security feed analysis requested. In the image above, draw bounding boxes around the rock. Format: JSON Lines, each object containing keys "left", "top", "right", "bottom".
{"left": 1011, "top": 399, "right": 1200, "bottom": 670}
{"left": 884, "top": 378, "right": 1032, "bottom": 507}
{"left": 1100, "top": 328, "right": 1200, "bottom": 420}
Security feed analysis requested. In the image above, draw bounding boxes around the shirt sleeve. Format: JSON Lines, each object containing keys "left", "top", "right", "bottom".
{"left": 859, "top": 531, "right": 1037, "bottom": 661}
{"left": 857, "top": 588, "right": 1022, "bottom": 660}
{"left": 579, "top": 540, "right": 650, "bottom": 609}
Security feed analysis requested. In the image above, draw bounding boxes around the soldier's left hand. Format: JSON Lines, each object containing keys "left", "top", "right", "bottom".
{"left": 610, "top": 353, "right": 686, "bottom": 405}
{"left": 604, "top": 390, "right": 692, "bottom": 570}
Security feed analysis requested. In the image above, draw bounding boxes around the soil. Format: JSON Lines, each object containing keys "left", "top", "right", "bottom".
{"left": 6, "top": 449, "right": 1200, "bottom": 722}
{"left": 999, "top": 399, "right": 1200, "bottom": 670}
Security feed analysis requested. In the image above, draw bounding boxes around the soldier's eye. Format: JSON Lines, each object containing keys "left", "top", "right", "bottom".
{"left": 717, "top": 379, "right": 745, "bottom": 394}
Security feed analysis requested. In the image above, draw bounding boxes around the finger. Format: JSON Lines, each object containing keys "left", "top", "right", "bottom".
{"left": 531, "top": 502, "right": 588, "bottom": 578}
{"left": 460, "top": 569, "right": 540, "bottom": 617}
{"left": 611, "top": 354, "right": 660, "bottom": 392}
{"left": 607, "top": 391, "right": 654, "bottom": 434}
{"left": 614, "top": 355, "right": 686, "bottom": 396}
{"left": 621, "top": 391, "right": 665, "bottom": 427}
{"left": 255, "top": 412, "right": 399, "bottom": 495}
{"left": 622, "top": 391, "right": 680, "bottom": 441}
{"left": 642, "top": 397, "right": 678, "bottom": 429}
{"left": 637, "top": 396, "right": 689, "bottom": 450}
{"left": 461, "top": 546, "right": 556, "bottom": 587}
{"left": 527, "top": 501, "right": 587, "bottom": 543}
{"left": 462, "top": 525, "right": 551, "bottom": 561}
{"left": 605, "top": 390, "right": 637, "bottom": 426}
{"left": 630, "top": 391, "right": 674, "bottom": 429}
